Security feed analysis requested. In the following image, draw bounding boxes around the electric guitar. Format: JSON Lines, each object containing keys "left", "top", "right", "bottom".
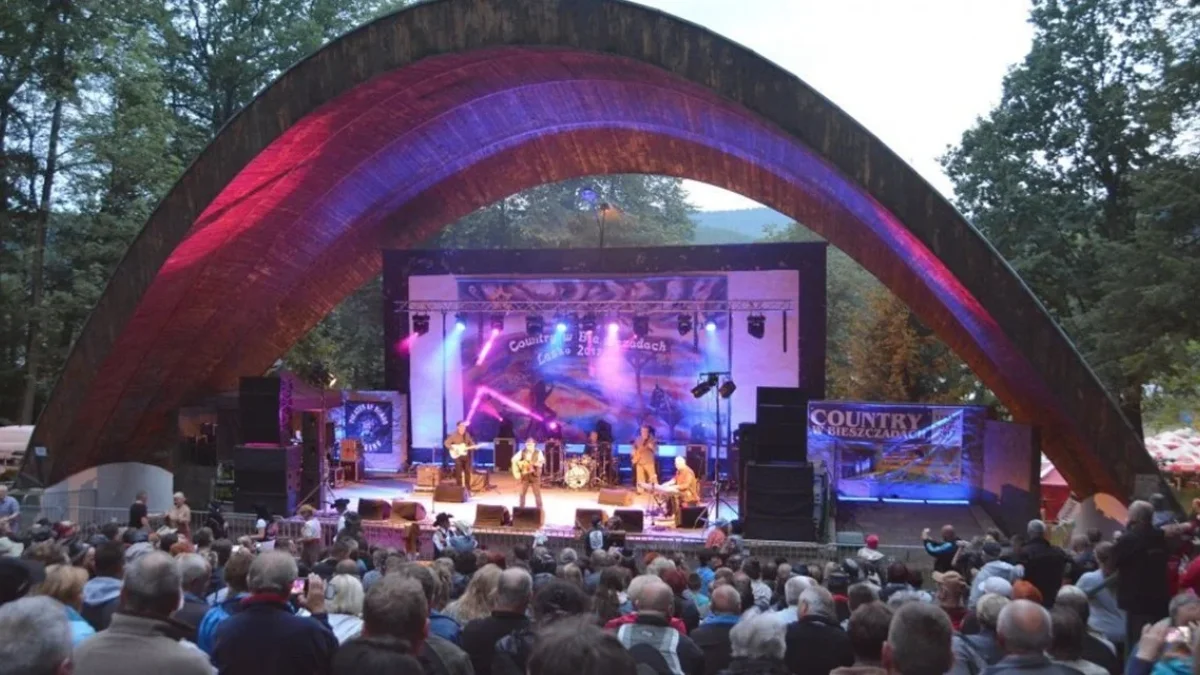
{"left": 447, "top": 443, "right": 480, "bottom": 459}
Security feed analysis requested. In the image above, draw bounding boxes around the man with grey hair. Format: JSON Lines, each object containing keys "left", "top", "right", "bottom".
{"left": 0, "top": 596, "right": 72, "bottom": 675}
{"left": 1054, "top": 586, "right": 1120, "bottom": 675}
{"left": 772, "top": 575, "right": 812, "bottom": 625}
{"left": 73, "top": 551, "right": 213, "bottom": 675}
{"left": 1018, "top": 519, "right": 1069, "bottom": 609}
{"left": 173, "top": 552, "right": 213, "bottom": 640}
{"left": 958, "top": 593, "right": 1009, "bottom": 666}
{"left": 615, "top": 579, "right": 703, "bottom": 675}
{"left": 461, "top": 567, "right": 532, "bottom": 675}
{"left": 883, "top": 602, "right": 953, "bottom": 675}
{"left": 983, "top": 599, "right": 1078, "bottom": 675}
{"left": 212, "top": 550, "right": 337, "bottom": 675}
{"left": 725, "top": 610, "right": 788, "bottom": 672}
{"left": 690, "top": 585, "right": 741, "bottom": 674}
{"left": 1112, "top": 499, "right": 1170, "bottom": 651}
{"left": 786, "top": 585, "right": 853, "bottom": 675}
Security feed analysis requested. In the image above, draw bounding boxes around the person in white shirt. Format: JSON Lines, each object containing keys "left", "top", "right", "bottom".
{"left": 514, "top": 438, "right": 545, "bottom": 510}
{"left": 298, "top": 504, "right": 322, "bottom": 564}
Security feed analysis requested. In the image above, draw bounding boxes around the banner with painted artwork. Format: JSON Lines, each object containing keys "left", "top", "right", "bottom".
{"left": 807, "top": 401, "right": 986, "bottom": 500}
{"left": 457, "top": 276, "right": 730, "bottom": 444}
{"left": 344, "top": 400, "right": 394, "bottom": 455}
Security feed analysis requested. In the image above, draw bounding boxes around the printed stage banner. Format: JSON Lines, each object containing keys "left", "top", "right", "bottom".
{"left": 457, "top": 276, "right": 729, "bottom": 445}
{"left": 344, "top": 400, "right": 394, "bottom": 455}
{"left": 807, "top": 401, "right": 986, "bottom": 500}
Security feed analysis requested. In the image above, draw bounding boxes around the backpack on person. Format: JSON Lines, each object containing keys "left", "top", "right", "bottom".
{"left": 617, "top": 623, "right": 683, "bottom": 675}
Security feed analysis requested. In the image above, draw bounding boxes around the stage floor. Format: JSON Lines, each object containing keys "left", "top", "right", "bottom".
{"left": 334, "top": 473, "right": 740, "bottom": 536}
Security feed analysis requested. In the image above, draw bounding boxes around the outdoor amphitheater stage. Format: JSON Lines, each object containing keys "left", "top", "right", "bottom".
{"left": 333, "top": 473, "right": 739, "bottom": 539}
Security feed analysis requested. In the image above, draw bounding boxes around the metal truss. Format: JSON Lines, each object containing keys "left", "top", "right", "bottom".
{"left": 392, "top": 299, "right": 794, "bottom": 314}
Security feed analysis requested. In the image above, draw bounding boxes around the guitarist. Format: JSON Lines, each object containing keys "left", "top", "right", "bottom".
{"left": 444, "top": 420, "right": 476, "bottom": 493}
{"left": 632, "top": 425, "right": 659, "bottom": 494}
{"left": 513, "top": 437, "right": 545, "bottom": 510}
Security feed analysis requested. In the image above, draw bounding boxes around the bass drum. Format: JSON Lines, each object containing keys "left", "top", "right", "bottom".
{"left": 564, "top": 460, "right": 592, "bottom": 490}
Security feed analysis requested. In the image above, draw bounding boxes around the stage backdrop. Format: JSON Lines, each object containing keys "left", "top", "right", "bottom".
{"left": 808, "top": 401, "right": 987, "bottom": 501}
{"left": 338, "top": 391, "right": 407, "bottom": 472}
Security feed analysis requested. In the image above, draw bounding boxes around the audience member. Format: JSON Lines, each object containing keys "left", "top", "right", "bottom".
{"left": 81, "top": 541, "right": 123, "bottom": 631}
{"left": 382, "top": 565, "right": 473, "bottom": 675}
{"left": 461, "top": 567, "right": 533, "bottom": 675}
{"left": 969, "top": 541, "right": 1023, "bottom": 608}
{"left": 494, "top": 579, "right": 591, "bottom": 675}
{"left": 883, "top": 602, "right": 954, "bottom": 675}
{"left": 585, "top": 549, "right": 611, "bottom": 593}
{"left": 743, "top": 558, "right": 772, "bottom": 609}
{"left": 1047, "top": 607, "right": 1106, "bottom": 675}
{"left": 615, "top": 578, "right": 704, "bottom": 675}
{"left": 528, "top": 617, "right": 638, "bottom": 675}
{"left": 847, "top": 583, "right": 879, "bottom": 615}
{"left": 956, "top": 593, "right": 1008, "bottom": 667}
{"left": 665, "top": 567, "right": 702, "bottom": 632}
{"left": 73, "top": 551, "right": 212, "bottom": 675}
{"left": 1068, "top": 534, "right": 1097, "bottom": 584}
{"left": 197, "top": 548, "right": 253, "bottom": 654}
{"left": 326, "top": 573, "right": 366, "bottom": 643}
{"left": 774, "top": 576, "right": 812, "bottom": 625}
{"left": 692, "top": 585, "right": 742, "bottom": 675}
{"left": 933, "top": 571, "right": 969, "bottom": 630}
{"left": 784, "top": 585, "right": 853, "bottom": 675}
{"left": 720, "top": 610, "right": 789, "bottom": 675}
{"left": 606, "top": 574, "right": 689, "bottom": 634}
{"left": 331, "top": 636, "right": 425, "bottom": 675}
{"left": 1111, "top": 500, "right": 1170, "bottom": 649}
{"left": 128, "top": 491, "right": 149, "bottom": 530}
{"left": 0, "top": 596, "right": 73, "bottom": 675}
{"left": 212, "top": 551, "right": 337, "bottom": 675}
{"left": 37, "top": 563, "right": 96, "bottom": 645}
{"left": 922, "top": 525, "right": 963, "bottom": 573}
{"left": 1053, "top": 586, "right": 1119, "bottom": 675}
{"left": 358, "top": 574, "right": 465, "bottom": 675}
{"left": 1011, "top": 580, "right": 1044, "bottom": 606}
{"left": 983, "top": 599, "right": 1078, "bottom": 675}
{"left": 594, "top": 565, "right": 630, "bottom": 624}
{"left": 1074, "top": 542, "right": 1123, "bottom": 655}
{"left": 445, "top": 563, "right": 502, "bottom": 624}
{"left": 880, "top": 563, "right": 915, "bottom": 604}
{"left": 167, "top": 492, "right": 192, "bottom": 538}
{"left": 172, "top": 552, "right": 211, "bottom": 641}
{"left": 832, "top": 601, "right": 892, "bottom": 675}
{"left": 1017, "top": 520, "right": 1069, "bottom": 609}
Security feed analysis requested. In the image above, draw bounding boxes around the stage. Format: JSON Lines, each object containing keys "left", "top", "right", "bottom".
{"left": 334, "top": 472, "right": 740, "bottom": 537}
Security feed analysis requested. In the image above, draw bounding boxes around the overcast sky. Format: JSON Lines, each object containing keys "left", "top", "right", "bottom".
{"left": 636, "top": 0, "right": 1035, "bottom": 211}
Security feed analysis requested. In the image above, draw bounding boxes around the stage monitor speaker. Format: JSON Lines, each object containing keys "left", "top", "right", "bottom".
{"left": 390, "top": 500, "right": 427, "bottom": 523}
{"left": 416, "top": 465, "right": 441, "bottom": 490}
{"left": 493, "top": 439, "right": 515, "bottom": 472}
{"left": 598, "top": 488, "right": 634, "bottom": 507}
{"left": 475, "top": 504, "right": 509, "bottom": 528}
{"left": 470, "top": 470, "right": 491, "bottom": 492}
{"left": 685, "top": 444, "right": 708, "bottom": 480}
{"left": 575, "top": 508, "right": 607, "bottom": 531}
{"left": 232, "top": 444, "right": 301, "bottom": 516}
{"left": 512, "top": 507, "right": 544, "bottom": 530}
{"left": 612, "top": 508, "right": 644, "bottom": 533}
{"left": 677, "top": 505, "right": 707, "bottom": 529}
{"left": 239, "top": 377, "right": 281, "bottom": 444}
{"left": 357, "top": 498, "right": 391, "bottom": 521}
{"left": 434, "top": 481, "right": 467, "bottom": 503}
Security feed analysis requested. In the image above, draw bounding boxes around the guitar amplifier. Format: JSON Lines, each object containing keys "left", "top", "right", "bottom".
{"left": 414, "top": 464, "right": 441, "bottom": 491}
{"left": 340, "top": 439, "right": 361, "bottom": 462}
{"left": 434, "top": 481, "right": 467, "bottom": 503}
{"left": 469, "top": 470, "right": 490, "bottom": 492}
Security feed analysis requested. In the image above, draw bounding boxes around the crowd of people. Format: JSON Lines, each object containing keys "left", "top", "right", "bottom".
{"left": 0, "top": 493, "right": 1197, "bottom": 675}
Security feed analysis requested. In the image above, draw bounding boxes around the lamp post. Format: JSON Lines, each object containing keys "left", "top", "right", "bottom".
{"left": 579, "top": 186, "right": 614, "bottom": 249}
{"left": 596, "top": 202, "right": 611, "bottom": 249}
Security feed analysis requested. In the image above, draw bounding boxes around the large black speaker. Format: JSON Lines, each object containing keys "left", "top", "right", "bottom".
{"left": 756, "top": 422, "right": 808, "bottom": 464}
{"left": 493, "top": 439, "right": 515, "bottom": 472}
{"left": 233, "top": 444, "right": 301, "bottom": 516}
{"left": 299, "top": 413, "right": 321, "bottom": 507}
{"left": 742, "top": 461, "right": 816, "bottom": 542}
{"left": 756, "top": 387, "right": 808, "bottom": 424}
{"left": 239, "top": 377, "right": 281, "bottom": 444}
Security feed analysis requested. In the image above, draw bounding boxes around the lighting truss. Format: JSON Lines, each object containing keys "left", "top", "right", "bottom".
{"left": 394, "top": 299, "right": 793, "bottom": 314}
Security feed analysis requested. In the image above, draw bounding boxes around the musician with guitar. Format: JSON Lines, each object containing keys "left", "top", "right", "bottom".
{"left": 512, "top": 437, "right": 545, "bottom": 510}
{"left": 632, "top": 425, "right": 659, "bottom": 494}
{"left": 444, "top": 420, "right": 480, "bottom": 494}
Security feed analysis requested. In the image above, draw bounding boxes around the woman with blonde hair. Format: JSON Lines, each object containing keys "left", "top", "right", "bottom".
{"left": 444, "top": 563, "right": 502, "bottom": 624}
{"left": 38, "top": 564, "right": 95, "bottom": 645}
{"left": 325, "top": 573, "right": 365, "bottom": 643}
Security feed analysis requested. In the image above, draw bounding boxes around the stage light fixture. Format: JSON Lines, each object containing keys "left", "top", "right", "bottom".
{"left": 704, "top": 314, "right": 718, "bottom": 332}
{"left": 455, "top": 313, "right": 468, "bottom": 331}
{"left": 691, "top": 373, "right": 719, "bottom": 399}
{"left": 633, "top": 315, "right": 650, "bottom": 337}
{"left": 607, "top": 321, "right": 620, "bottom": 334}
{"left": 580, "top": 313, "right": 597, "bottom": 333}
{"left": 747, "top": 314, "right": 766, "bottom": 339}
{"left": 489, "top": 313, "right": 505, "bottom": 333}
{"left": 526, "top": 314, "right": 544, "bottom": 336}
{"left": 718, "top": 379, "right": 737, "bottom": 399}
{"left": 412, "top": 314, "right": 430, "bottom": 335}
{"left": 555, "top": 320, "right": 568, "bottom": 333}
{"left": 677, "top": 313, "right": 693, "bottom": 336}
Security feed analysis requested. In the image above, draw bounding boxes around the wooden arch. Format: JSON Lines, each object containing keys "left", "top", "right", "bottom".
{"left": 28, "top": 0, "right": 1158, "bottom": 496}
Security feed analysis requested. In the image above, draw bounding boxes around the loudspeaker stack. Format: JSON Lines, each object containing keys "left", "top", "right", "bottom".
{"left": 741, "top": 461, "right": 816, "bottom": 541}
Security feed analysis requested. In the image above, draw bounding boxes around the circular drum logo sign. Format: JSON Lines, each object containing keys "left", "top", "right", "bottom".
{"left": 348, "top": 402, "right": 391, "bottom": 454}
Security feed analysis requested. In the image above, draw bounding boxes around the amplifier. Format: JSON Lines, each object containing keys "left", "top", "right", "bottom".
{"left": 512, "top": 507, "right": 544, "bottom": 530}
{"left": 598, "top": 488, "right": 634, "bottom": 506}
{"left": 414, "top": 464, "right": 442, "bottom": 491}
{"left": 475, "top": 504, "right": 509, "bottom": 528}
{"left": 469, "top": 470, "right": 491, "bottom": 492}
{"left": 434, "top": 481, "right": 467, "bottom": 503}
{"left": 612, "top": 508, "right": 644, "bottom": 533}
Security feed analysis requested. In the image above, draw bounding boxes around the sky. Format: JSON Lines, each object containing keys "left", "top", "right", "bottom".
{"left": 636, "top": 0, "right": 1035, "bottom": 212}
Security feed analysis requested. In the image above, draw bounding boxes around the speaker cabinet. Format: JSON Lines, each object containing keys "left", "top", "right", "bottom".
{"left": 239, "top": 377, "right": 281, "bottom": 444}
{"left": 475, "top": 504, "right": 509, "bottom": 528}
{"left": 598, "top": 488, "right": 634, "bottom": 506}
{"left": 612, "top": 508, "right": 644, "bottom": 533}
{"left": 434, "top": 481, "right": 467, "bottom": 503}
{"left": 469, "top": 470, "right": 491, "bottom": 492}
{"left": 677, "top": 505, "right": 707, "bottom": 529}
{"left": 494, "top": 439, "right": 515, "bottom": 472}
{"left": 575, "top": 508, "right": 607, "bottom": 531}
{"left": 512, "top": 507, "right": 544, "bottom": 530}
{"left": 233, "top": 444, "right": 301, "bottom": 516}
{"left": 415, "top": 465, "right": 441, "bottom": 490}
{"left": 741, "top": 461, "right": 817, "bottom": 542}
{"left": 358, "top": 498, "right": 391, "bottom": 521}
{"left": 390, "top": 500, "right": 427, "bottom": 522}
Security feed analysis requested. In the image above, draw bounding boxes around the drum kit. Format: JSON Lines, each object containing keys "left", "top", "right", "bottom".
{"left": 546, "top": 447, "right": 616, "bottom": 490}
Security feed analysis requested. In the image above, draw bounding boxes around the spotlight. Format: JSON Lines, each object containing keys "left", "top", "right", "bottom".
{"left": 555, "top": 321, "right": 568, "bottom": 333}
{"left": 455, "top": 313, "right": 468, "bottom": 331}
{"left": 580, "top": 313, "right": 597, "bottom": 333}
{"left": 704, "top": 314, "right": 719, "bottom": 332}
{"left": 526, "top": 314, "right": 544, "bottom": 336}
{"left": 412, "top": 314, "right": 430, "bottom": 335}
{"left": 747, "top": 314, "right": 765, "bottom": 339}
{"left": 690, "top": 373, "right": 719, "bottom": 399}
{"left": 489, "top": 313, "right": 505, "bottom": 333}
{"left": 633, "top": 315, "right": 650, "bottom": 338}
{"left": 607, "top": 321, "right": 620, "bottom": 334}
{"left": 677, "top": 313, "right": 693, "bottom": 336}
{"left": 718, "top": 379, "right": 737, "bottom": 399}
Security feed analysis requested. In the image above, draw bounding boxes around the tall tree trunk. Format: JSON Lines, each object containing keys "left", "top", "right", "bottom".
{"left": 1120, "top": 384, "right": 1144, "bottom": 441}
{"left": 19, "top": 95, "right": 63, "bottom": 424}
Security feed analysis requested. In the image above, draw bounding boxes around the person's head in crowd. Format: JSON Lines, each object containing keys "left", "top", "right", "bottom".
{"left": 1011, "top": 580, "right": 1043, "bottom": 605}
{"left": 1048, "top": 606, "right": 1088, "bottom": 663}
{"left": 370, "top": 548, "right": 389, "bottom": 574}
{"left": 531, "top": 578, "right": 590, "bottom": 625}
{"left": 1068, "top": 533, "right": 1089, "bottom": 554}
{"left": 0, "top": 596, "right": 73, "bottom": 675}
{"left": 361, "top": 575, "right": 429, "bottom": 651}
{"left": 590, "top": 549, "right": 611, "bottom": 572}
{"left": 624, "top": 574, "right": 656, "bottom": 605}
{"left": 93, "top": 541, "right": 124, "bottom": 580}
{"left": 1086, "top": 528, "right": 1102, "bottom": 545}
{"left": 274, "top": 537, "right": 297, "bottom": 558}
{"left": 560, "top": 563, "right": 583, "bottom": 588}
{"left": 328, "top": 574, "right": 365, "bottom": 617}
{"left": 558, "top": 548, "right": 578, "bottom": 568}
{"left": 725, "top": 554, "right": 743, "bottom": 572}
{"left": 335, "top": 559, "right": 360, "bottom": 577}
{"left": 976, "top": 593, "right": 1009, "bottom": 633}
{"left": 848, "top": 582, "right": 880, "bottom": 612}
{"left": 99, "top": 522, "right": 121, "bottom": 542}
{"left": 593, "top": 565, "right": 630, "bottom": 623}
{"left": 1168, "top": 593, "right": 1200, "bottom": 626}
{"left": 887, "top": 590, "right": 927, "bottom": 610}
{"left": 0, "top": 558, "right": 45, "bottom": 606}
{"left": 177, "top": 552, "right": 211, "bottom": 599}
{"left": 494, "top": 567, "right": 533, "bottom": 614}
{"left": 783, "top": 575, "right": 812, "bottom": 609}
{"left": 763, "top": 561, "right": 778, "bottom": 584}
{"left": 527, "top": 617, "right": 637, "bottom": 675}
{"left": 454, "top": 562, "right": 502, "bottom": 617}
{"left": 157, "top": 532, "right": 179, "bottom": 554}
{"left": 38, "top": 564, "right": 88, "bottom": 611}
{"left": 247, "top": 550, "right": 298, "bottom": 596}
{"left": 981, "top": 540, "right": 1003, "bottom": 562}
{"left": 453, "top": 548, "right": 477, "bottom": 577}
{"left": 512, "top": 543, "right": 530, "bottom": 565}
{"left": 742, "top": 557, "right": 763, "bottom": 581}
{"left": 331, "top": 637, "right": 424, "bottom": 675}
{"left": 848, "top": 602, "right": 893, "bottom": 666}
{"left": 981, "top": 576, "right": 1013, "bottom": 599}
{"left": 776, "top": 562, "right": 792, "bottom": 583}
{"left": 647, "top": 555, "right": 675, "bottom": 578}
{"left": 886, "top": 562, "right": 910, "bottom": 586}
{"left": 168, "top": 540, "right": 195, "bottom": 557}
{"left": 211, "top": 539, "right": 233, "bottom": 568}
{"left": 1127, "top": 500, "right": 1154, "bottom": 527}
{"left": 224, "top": 549, "right": 254, "bottom": 594}
{"left": 866, "top": 534, "right": 881, "bottom": 550}
{"left": 732, "top": 573, "right": 755, "bottom": 612}
{"left": 329, "top": 539, "right": 353, "bottom": 562}
{"left": 122, "top": 551, "right": 182, "bottom": 618}
{"left": 23, "top": 541, "right": 68, "bottom": 567}
{"left": 799, "top": 585, "right": 836, "bottom": 621}
{"left": 1026, "top": 520, "right": 1047, "bottom": 542}
{"left": 711, "top": 584, "right": 742, "bottom": 616}
{"left": 429, "top": 558, "right": 454, "bottom": 608}
{"left": 996, "top": 599, "right": 1052, "bottom": 656}
{"left": 634, "top": 579, "right": 674, "bottom": 617}
{"left": 1054, "top": 585, "right": 1089, "bottom": 624}
{"left": 1094, "top": 541, "right": 1115, "bottom": 574}
{"left": 194, "top": 528, "right": 213, "bottom": 550}
{"left": 827, "top": 571, "right": 851, "bottom": 597}
{"left": 662, "top": 568, "right": 688, "bottom": 598}
{"left": 823, "top": 561, "right": 841, "bottom": 583}
{"left": 933, "top": 571, "right": 967, "bottom": 608}
{"left": 728, "top": 609, "right": 788, "bottom": 664}
{"left": 485, "top": 550, "right": 506, "bottom": 570}
{"left": 715, "top": 567, "right": 735, "bottom": 584}
{"left": 687, "top": 571, "right": 703, "bottom": 595}
{"left": 940, "top": 525, "right": 957, "bottom": 542}
{"left": 883, "top": 601, "right": 953, "bottom": 675}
